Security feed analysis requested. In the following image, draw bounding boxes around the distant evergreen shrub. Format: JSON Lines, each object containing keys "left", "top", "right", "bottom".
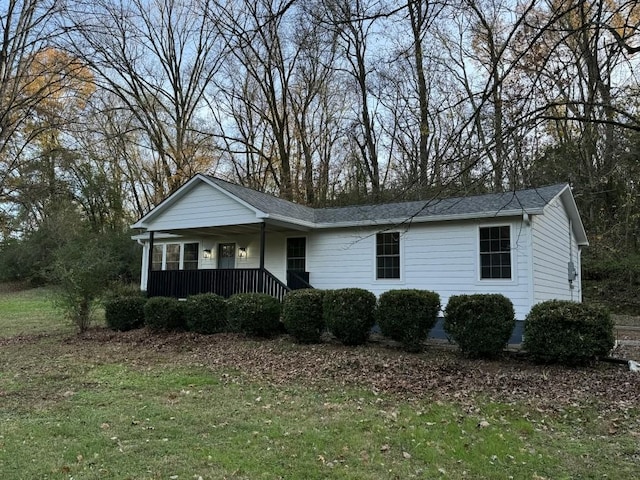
{"left": 282, "top": 289, "right": 325, "bottom": 343}
{"left": 323, "top": 288, "right": 376, "bottom": 346}
{"left": 444, "top": 294, "right": 515, "bottom": 358}
{"left": 377, "top": 289, "right": 441, "bottom": 352}
{"left": 524, "top": 300, "right": 614, "bottom": 366}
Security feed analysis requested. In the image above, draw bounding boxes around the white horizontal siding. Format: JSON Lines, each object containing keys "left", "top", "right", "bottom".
{"left": 531, "top": 198, "right": 581, "bottom": 304}
{"left": 188, "top": 231, "right": 287, "bottom": 283}
{"left": 146, "top": 182, "right": 259, "bottom": 231}
{"left": 307, "top": 219, "right": 533, "bottom": 319}
{"left": 138, "top": 217, "right": 550, "bottom": 320}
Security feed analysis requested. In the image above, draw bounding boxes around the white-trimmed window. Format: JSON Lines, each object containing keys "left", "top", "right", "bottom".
{"left": 151, "top": 242, "right": 199, "bottom": 271}
{"left": 479, "top": 226, "right": 511, "bottom": 279}
{"left": 183, "top": 243, "right": 199, "bottom": 270}
{"left": 376, "top": 232, "right": 400, "bottom": 279}
{"left": 166, "top": 244, "right": 180, "bottom": 270}
{"left": 152, "top": 245, "right": 163, "bottom": 271}
{"left": 287, "top": 237, "right": 306, "bottom": 272}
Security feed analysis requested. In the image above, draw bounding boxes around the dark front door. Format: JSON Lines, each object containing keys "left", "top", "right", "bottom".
{"left": 287, "top": 237, "right": 310, "bottom": 289}
{"left": 218, "top": 243, "right": 235, "bottom": 269}
{"left": 287, "top": 237, "right": 306, "bottom": 272}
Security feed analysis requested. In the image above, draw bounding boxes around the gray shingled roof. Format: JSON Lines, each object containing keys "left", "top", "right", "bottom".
{"left": 314, "top": 184, "right": 565, "bottom": 223}
{"left": 207, "top": 176, "right": 566, "bottom": 225}
{"left": 207, "top": 176, "right": 315, "bottom": 222}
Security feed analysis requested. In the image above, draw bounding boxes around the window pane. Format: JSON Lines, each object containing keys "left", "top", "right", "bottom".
{"left": 152, "top": 245, "right": 163, "bottom": 271}
{"left": 376, "top": 233, "right": 400, "bottom": 279}
{"left": 288, "top": 258, "right": 305, "bottom": 271}
{"left": 479, "top": 226, "right": 511, "bottom": 279}
{"left": 482, "top": 266, "right": 491, "bottom": 278}
{"left": 287, "top": 238, "right": 306, "bottom": 271}
{"left": 183, "top": 243, "right": 198, "bottom": 270}
{"left": 184, "top": 243, "right": 198, "bottom": 261}
{"left": 166, "top": 244, "right": 180, "bottom": 270}
{"left": 220, "top": 244, "right": 234, "bottom": 258}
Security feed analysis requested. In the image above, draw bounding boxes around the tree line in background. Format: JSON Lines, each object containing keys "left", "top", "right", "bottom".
{"left": 1, "top": 0, "right": 639, "bottom": 297}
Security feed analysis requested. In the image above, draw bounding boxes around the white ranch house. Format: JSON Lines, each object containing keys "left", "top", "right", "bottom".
{"left": 132, "top": 174, "right": 588, "bottom": 320}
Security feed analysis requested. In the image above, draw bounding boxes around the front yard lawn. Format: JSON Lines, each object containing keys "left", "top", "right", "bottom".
{"left": 1, "top": 287, "right": 639, "bottom": 478}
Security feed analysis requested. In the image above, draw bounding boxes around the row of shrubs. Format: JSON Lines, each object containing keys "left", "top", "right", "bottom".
{"left": 104, "top": 293, "right": 282, "bottom": 336}
{"left": 105, "top": 288, "right": 614, "bottom": 366}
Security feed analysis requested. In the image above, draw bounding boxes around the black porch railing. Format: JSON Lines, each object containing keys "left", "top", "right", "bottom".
{"left": 147, "top": 268, "right": 290, "bottom": 301}
{"left": 286, "top": 270, "right": 313, "bottom": 290}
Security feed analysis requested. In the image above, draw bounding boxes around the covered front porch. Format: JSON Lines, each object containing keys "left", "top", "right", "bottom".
{"left": 140, "top": 221, "right": 312, "bottom": 300}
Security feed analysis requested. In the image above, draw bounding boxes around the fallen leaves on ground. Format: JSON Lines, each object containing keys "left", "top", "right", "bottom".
{"left": 62, "top": 328, "right": 640, "bottom": 416}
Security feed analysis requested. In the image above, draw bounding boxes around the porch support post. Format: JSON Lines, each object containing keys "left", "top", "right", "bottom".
{"left": 258, "top": 222, "right": 265, "bottom": 292}
{"left": 147, "top": 230, "right": 154, "bottom": 295}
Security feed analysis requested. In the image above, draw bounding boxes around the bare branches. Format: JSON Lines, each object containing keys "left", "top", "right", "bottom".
{"left": 0, "top": 0, "right": 60, "bottom": 188}
{"left": 60, "top": 0, "right": 224, "bottom": 202}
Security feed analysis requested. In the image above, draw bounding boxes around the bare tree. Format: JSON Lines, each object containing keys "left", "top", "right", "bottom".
{"left": 405, "top": 0, "right": 446, "bottom": 189}
{"left": 60, "top": 0, "right": 224, "bottom": 204}
{"left": 0, "top": 0, "right": 63, "bottom": 234}
{"left": 319, "top": 0, "right": 385, "bottom": 200}
{"left": 512, "top": 0, "right": 640, "bottom": 235}
{"left": 210, "top": 0, "right": 299, "bottom": 199}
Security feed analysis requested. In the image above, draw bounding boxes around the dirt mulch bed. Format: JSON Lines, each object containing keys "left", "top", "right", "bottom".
{"left": 62, "top": 328, "right": 640, "bottom": 416}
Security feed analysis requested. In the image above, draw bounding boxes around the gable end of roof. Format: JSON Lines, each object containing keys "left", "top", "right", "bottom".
{"left": 131, "top": 174, "right": 265, "bottom": 229}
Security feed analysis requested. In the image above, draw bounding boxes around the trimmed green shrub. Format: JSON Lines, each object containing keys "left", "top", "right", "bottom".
{"left": 323, "top": 288, "right": 376, "bottom": 346}
{"left": 184, "top": 293, "right": 228, "bottom": 334}
{"left": 444, "top": 294, "right": 515, "bottom": 358}
{"left": 144, "top": 296, "right": 186, "bottom": 332}
{"left": 226, "top": 293, "right": 282, "bottom": 337}
{"left": 377, "top": 289, "right": 441, "bottom": 352}
{"left": 105, "top": 296, "right": 147, "bottom": 331}
{"left": 282, "top": 289, "right": 325, "bottom": 343}
{"left": 524, "top": 300, "right": 614, "bottom": 366}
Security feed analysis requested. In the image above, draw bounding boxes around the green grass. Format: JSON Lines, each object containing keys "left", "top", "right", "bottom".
{"left": 1, "top": 286, "right": 639, "bottom": 479}
{"left": 0, "top": 287, "right": 71, "bottom": 336}
{"left": 0, "top": 286, "right": 104, "bottom": 336}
